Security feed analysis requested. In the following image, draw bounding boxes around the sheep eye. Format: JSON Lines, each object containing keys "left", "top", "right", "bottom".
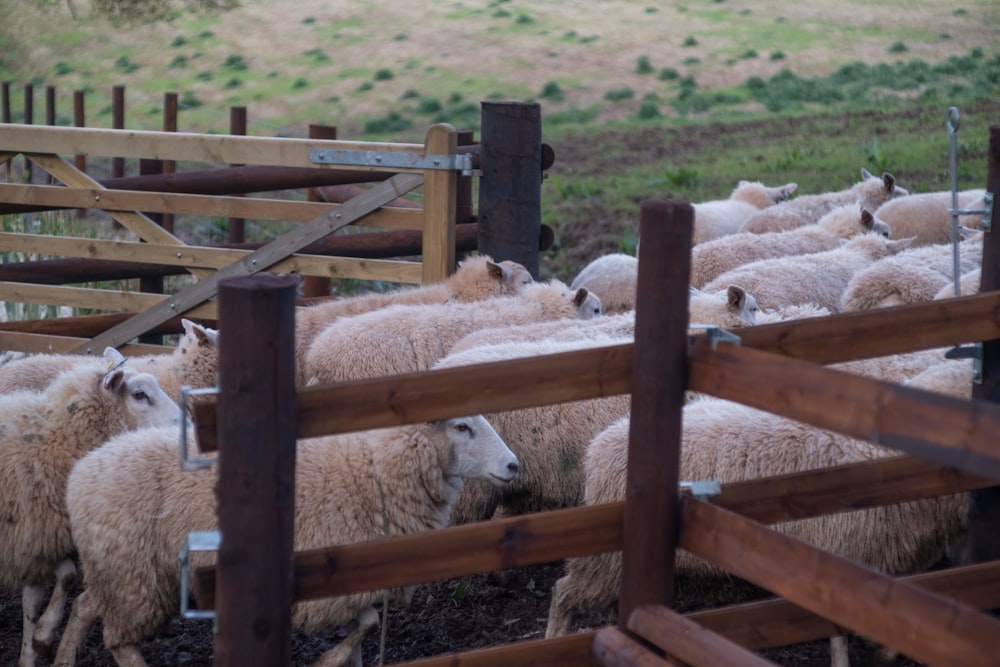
{"left": 132, "top": 389, "right": 149, "bottom": 403}
{"left": 454, "top": 423, "right": 471, "bottom": 433}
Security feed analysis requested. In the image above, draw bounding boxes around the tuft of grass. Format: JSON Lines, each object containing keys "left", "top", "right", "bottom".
{"left": 636, "top": 56, "right": 654, "bottom": 75}
{"left": 889, "top": 41, "right": 908, "bottom": 53}
{"left": 604, "top": 87, "right": 634, "bottom": 102}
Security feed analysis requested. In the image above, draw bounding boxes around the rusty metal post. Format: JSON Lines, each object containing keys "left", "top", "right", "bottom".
{"left": 618, "top": 199, "right": 693, "bottom": 623}
{"left": 477, "top": 101, "right": 541, "bottom": 277}
{"left": 967, "top": 125, "right": 1000, "bottom": 563}
{"left": 214, "top": 274, "right": 297, "bottom": 667}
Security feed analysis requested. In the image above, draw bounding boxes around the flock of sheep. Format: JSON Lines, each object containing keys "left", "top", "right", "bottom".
{"left": 0, "top": 167, "right": 988, "bottom": 667}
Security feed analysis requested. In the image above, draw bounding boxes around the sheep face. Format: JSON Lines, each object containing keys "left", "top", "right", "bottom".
{"left": 436, "top": 416, "right": 519, "bottom": 486}
{"left": 574, "top": 287, "right": 603, "bottom": 319}
{"left": 101, "top": 367, "right": 181, "bottom": 430}
{"left": 490, "top": 259, "right": 535, "bottom": 292}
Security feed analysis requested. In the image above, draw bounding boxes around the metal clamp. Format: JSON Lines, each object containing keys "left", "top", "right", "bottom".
{"left": 945, "top": 342, "right": 983, "bottom": 384}
{"left": 949, "top": 191, "right": 993, "bottom": 232}
{"left": 680, "top": 480, "right": 722, "bottom": 500}
{"left": 179, "top": 386, "right": 218, "bottom": 472}
{"left": 309, "top": 148, "right": 475, "bottom": 176}
{"left": 690, "top": 324, "right": 742, "bottom": 350}
{"left": 179, "top": 530, "right": 220, "bottom": 620}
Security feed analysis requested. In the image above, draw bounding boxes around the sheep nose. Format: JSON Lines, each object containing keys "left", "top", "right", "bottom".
{"left": 508, "top": 461, "right": 520, "bottom": 476}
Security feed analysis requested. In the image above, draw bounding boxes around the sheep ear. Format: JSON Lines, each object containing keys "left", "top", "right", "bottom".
{"left": 487, "top": 261, "right": 509, "bottom": 282}
{"left": 726, "top": 285, "right": 747, "bottom": 310}
{"left": 102, "top": 368, "right": 125, "bottom": 393}
{"left": 574, "top": 287, "right": 589, "bottom": 308}
{"left": 860, "top": 209, "right": 875, "bottom": 229}
{"left": 889, "top": 236, "right": 917, "bottom": 253}
{"left": 187, "top": 319, "right": 218, "bottom": 347}
{"left": 882, "top": 172, "right": 896, "bottom": 192}
{"left": 779, "top": 182, "right": 797, "bottom": 199}
{"left": 103, "top": 346, "right": 127, "bottom": 373}
{"left": 861, "top": 167, "right": 874, "bottom": 180}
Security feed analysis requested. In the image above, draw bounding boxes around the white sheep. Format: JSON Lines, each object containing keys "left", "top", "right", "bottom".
{"left": 54, "top": 416, "right": 519, "bottom": 667}
{"left": 449, "top": 312, "right": 638, "bottom": 356}
{"left": 839, "top": 232, "right": 982, "bottom": 311}
{"left": 432, "top": 338, "right": 633, "bottom": 524}
{"left": 0, "top": 319, "right": 219, "bottom": 402}
{"left": 688, "top": 285, "right": 759, "bottom": 327}
{"left": 691, "top": 204, "right": 891, "bottom": 288}
{"left": 569, "top": 253, "right": 637, "bottom": 315}
{"left": 738, "top": 169, "right": 908, "bottom": 234}
{"left": 702, "top": 233, "right": 916, "bottom": 313}
{"left": 691, "top": 180, "right": 798, "bottom": 244}
{"left": 876, "top": 189, "right": 987, "bottom": 246}
{"left": 546, "top": 358, "right": 971, "bottom": 667}
{"left": 294, "top": 255, "right": 533, "bottom": 385}
{"left": 934, "top": 267, "right": 982, "bottom": 300}
{"left": 303, "top": 280, "right": 602, "bottom": 386}
{"left": 0, "top": 350, "right": 179, "bottom": 667}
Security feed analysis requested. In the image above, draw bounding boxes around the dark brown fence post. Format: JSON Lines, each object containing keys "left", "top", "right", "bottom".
{"left": 2, "top": 81, "right": 11, "bottom": 180}
{"left": 967, "top": 125, "right": 1000, "bottom": 563}
{"left": 44, "top": 85, "right": 56, "bottom": 185}
{"left": 456, "top": 129, "right": 475, "bottom": 226}
{"left": 618, "top": 199, "right": 693, "bottom": 623}
{"left": 226, "top": 106, "right": 247, "bottom": 244}
{"left": 214, "top": 274, "right": 297, "bottom": 667}
{"left": 302, "top": 123, "right": 338, "bottom": 298}
{"left": 112, "top": 84, "right": 125, "bottom": 178}
{"left": 73, "top": 89, "right": 86, "bottom": 215}
{"left": 162, "top": 92, "right": 178, "bottom": 233}
{"left": 477, "top": 101, "right": 541, "bottom": 277}
{"left": 23, "top": 82, "right": 34, "bottom": 183}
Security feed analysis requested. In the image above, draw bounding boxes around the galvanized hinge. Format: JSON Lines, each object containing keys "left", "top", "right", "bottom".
{"left": 179, "top": 530, "right": 221, "bottom": 621}
{"left": 179, "top": 385, "right": 219, "bottom": 472}
{"left": 949, "top": 191, "right": 993, "bottom": 232}
{"left": 309, "top": 148, "right": 475, "bottom": 176}
{"left": 680, "top": 480, "right": 722, "bottom": 500}
{"left": 945, "top": 342, "right": 983, "bottom": 384}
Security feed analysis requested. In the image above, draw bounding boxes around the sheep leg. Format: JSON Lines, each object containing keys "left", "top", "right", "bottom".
{"left": 311, "top": 606, "right": 380, "bottom": 667}
{"left": 544, "top": 575, "right": 572, "bottom": 639}
{"left": 52, "top": 589, "right": 99, "bottom": 667}
{"left": 19, "top": 583, "right": 45, "bottom": 667}
{"left": 109, "top": 645, "right": 150, "bottom": 667}
{"left": 32, "top": 558, "right": 77, "bottom": 654}
{"left": 830, "top": 634, "right": 850, "bottom": 667}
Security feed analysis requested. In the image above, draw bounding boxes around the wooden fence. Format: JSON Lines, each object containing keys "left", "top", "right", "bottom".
{"left": 184, "top": 125, "right": 1000, "bottom": 666}
{"left": 0, "top": 100, "right": 546, "bottom": 356}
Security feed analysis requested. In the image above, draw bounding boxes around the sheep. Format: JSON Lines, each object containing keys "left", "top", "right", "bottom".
{"left": 0, "top": 318, "right": 219, "bottom": 402}
{"left": 54, "top": 416, "right": 519, "bottom": 667}
{"left": 839, "top": 232, "right": 982, "bottom": 311}
{"left": 449, "top": 312, "right": 638, "bottom": 356}
{"left": 702, "top": 232, "right": 916, "bottom": 313}
{"left": 691, "top": 180, "right": 798, "bottom": 244}
{"left": 688, "top": 284, "right": 759, "bottom": 327}
{"left": 432, "top": 338, "right": 633, "bottom": 524}
{"left": 876, "top": 189, "right": 987, "bottom": 246}
{"left": 934, "top": 267, "right": 982, "bottom": 300}
{"left": 303, "top": 280, "right": 602, "bottom": 386}
{"left": 546, "top": 358, "right": 971, "bottom": 667}
{"left": 0, "top": 350, "right": 179, "bottom": 667}
{"left": 690, "top": 204, "right": 891, "bottom": 288}
{"left": 294, "top": 255, "right": 533, "bottom": 385}
{"left": 569, "top": 253, "right": 637, "bottom": 315}
{"left": 738, "top": 169, "right": 909, "bottom": 234}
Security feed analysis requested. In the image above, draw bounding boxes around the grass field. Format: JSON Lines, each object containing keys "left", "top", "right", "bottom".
{"left": 1, "top": 0, "right": 998, "bottom": 279}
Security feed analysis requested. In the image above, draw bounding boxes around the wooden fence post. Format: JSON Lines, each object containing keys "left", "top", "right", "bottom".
{"left": 73, "top": 90, "right": 86, "bottom": 216}
{"left": 422, "top": 123, "right": 457, "bottom": 283}
{"left": 967, "top": 125, "right": 1000, "bottom": 563}
{"left": 618, "top": 199, "right": 693, "bottom": 623}
{"left": 302, "top": 123, "right": 338, "bottom": 298}
{"left": 227, "top": 106, "right": 247, "bottom": 244}
{"left": 214, "top": 274, "right": 297, "bottom": 667}
{"left": 162, "top": 92, "right": 178, "bottom": 233}
{"left": 23, "top": 82, "right": 33, "bottom": 183}
{"left": 112, "top": 84, "right": 125, "bottom": 178}
{"left": 45, "top": 86, "right": 55, "bottom": 185}
{"left": 477, "top": 101, "right": 541, "bottom": 278}
{"left": 1, "top": 81, "right": 9, "bottom": 180}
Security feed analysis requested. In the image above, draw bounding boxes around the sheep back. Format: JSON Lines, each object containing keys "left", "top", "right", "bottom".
{"left": 570, "top": 253, "right": 637, "bottom": 314}
{"left": 877, "top": 189, "right": 987, "bottom": 246}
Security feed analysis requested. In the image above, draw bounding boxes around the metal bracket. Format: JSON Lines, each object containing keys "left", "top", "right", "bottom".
{"left": 690, "top": 324, "right": 742, "bottom": 350}
{"left": 949, "top": 191, "right": 993, "bottom": 232}
{"left": 945, "top": 342, "right": 984, "bottom": 384}
{"left": 179, "top": 530, "right": 220, "bottom": 621}
{"left": 680, "top": 480, "right": 722, "bottom": 500}
{"left": 309, "top": 149, "right": 475, "bottom": 176}
{"left": 179, "top": 385, "right": 218, "bottom": 472}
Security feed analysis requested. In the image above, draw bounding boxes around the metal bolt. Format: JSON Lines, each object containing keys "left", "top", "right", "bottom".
{"left": 176, "top": 252, "right": 182, "bottom": 259}
{"left": 169, "top": 302, "right": 176, "bottom": 310}
{"left": 94, "top": 194, "right": 101, "bottom": 202}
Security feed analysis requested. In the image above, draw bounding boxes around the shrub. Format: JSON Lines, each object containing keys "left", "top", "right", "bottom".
{"left": 224, "top": 77, "right": 242, "bottom": 89}
{"left": 293, "top": 78, "right": 309, "bottom": 90}
{"left": 889, "top": 41, "right": 908, "bottom": 53}
{"left": 180, "top": 91, "right": 203, "bottom": 108}
{"left": 604, "top": 87, "right": 634, "bottom": 101}
{"left": 364, "top": 111, "right": 413, "bottom": 134}
{"left": 540, "top": 81, "right": 564, "bottom": 101}
{"left": 114, "top": 55, "right": 140, "bottom": 73}
{"left": 659, "top": 67, "right": 680, "bottom": 81}
{"left": 770, "top": 50, "right": 786, "bottom": 61}
{"left": 54, "top": 62, "right": 74, "bottom": 75}
{"left": 374, "top": 68, "right": 394, "bottom": 81}
{"left": 224, "top": 54, "right": 248, "bottom": 71}
{"left": 170, "top": 36, "right": 187, "bottom": 47}
{"left": 636, "top": 56, "right": 654, "bottom": 74}
{"left": 168, "top": 55, "right": 188, "bottom": 69}
{"left": 418, "top": 97, "right": 442, "bottom": 113}
{"left": 682, "top": 35, "right": 698, "bottom": 47}
{"left": 637, "top": 100, "right": 661, "bottom": 119}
